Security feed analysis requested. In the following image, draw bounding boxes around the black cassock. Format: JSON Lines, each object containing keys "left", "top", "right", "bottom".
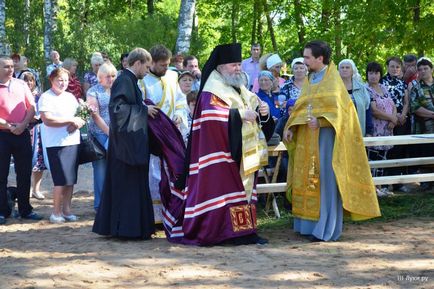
{"left": 93, "top": 69, "right": 155, "bottom": 239}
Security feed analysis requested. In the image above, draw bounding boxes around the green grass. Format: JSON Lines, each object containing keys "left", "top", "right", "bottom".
{"left": 376, "top": 191, "right": 434, "bottom": 220}
{"left": 256, "top": 191, "right": 434, "bottom": 230}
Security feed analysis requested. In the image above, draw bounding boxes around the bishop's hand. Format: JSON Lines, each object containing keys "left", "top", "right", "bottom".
{"left": 258, "top": 101, "right": 269, "bottom": 116}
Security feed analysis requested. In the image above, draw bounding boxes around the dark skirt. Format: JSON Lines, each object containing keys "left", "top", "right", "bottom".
{"left": 46, "top": 145, "right": 79, "bottom": 186}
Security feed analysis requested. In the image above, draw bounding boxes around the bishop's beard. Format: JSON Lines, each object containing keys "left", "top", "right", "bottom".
{"left": 221, "top": 72, "right": 245, "bottom": 88}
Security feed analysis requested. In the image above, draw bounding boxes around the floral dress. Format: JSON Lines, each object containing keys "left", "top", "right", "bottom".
{"left": 32, "top": 93, "right": 47, "bottom": 172}
{"left": 279, "top": 77, "right": 302, "bottom": 101}
{"left": 380, "top": 73, "right": 407, "bottom": 114}
{"left": 84, "top": 71, "right": 98, "bottom": 88}
{"left": 368, "top": 84, "right": 395, "bottom": 150}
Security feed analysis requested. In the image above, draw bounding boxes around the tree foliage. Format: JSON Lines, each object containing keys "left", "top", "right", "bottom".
{"left": 1, "top": 0, "right": 433, "bottom": 78}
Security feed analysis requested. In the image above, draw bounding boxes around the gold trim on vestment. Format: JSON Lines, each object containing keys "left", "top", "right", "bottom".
{"left": 203, "top": 70, "right": 269, "bottom": 194}
{"left": 284, "top": 63, "right": 381, "bottom": 221}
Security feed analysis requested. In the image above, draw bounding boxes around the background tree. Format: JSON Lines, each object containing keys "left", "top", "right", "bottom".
{"left": 43, "top": 0, "right": 58, "bottom": 66}
{"left": 0, "top": 0, "right": 432, "bottom": 81}
{"left": 175, "top": 0, "right": 196, "bottom": 54}
{"left": 0, "top": 0, "right": 9, "bottom": 55}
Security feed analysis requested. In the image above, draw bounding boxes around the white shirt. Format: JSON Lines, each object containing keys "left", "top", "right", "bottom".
{"left": 139, "top": 69, "right": 189, "bottom": 137}
{"left": 38, "top": 89, "right": 80, "bottom": 147}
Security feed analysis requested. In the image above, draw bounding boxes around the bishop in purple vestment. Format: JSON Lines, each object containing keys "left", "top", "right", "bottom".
{"left": 166, "top": 44, "right": 274, "bottom": 246}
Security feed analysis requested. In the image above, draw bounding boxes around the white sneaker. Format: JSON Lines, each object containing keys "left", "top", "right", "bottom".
{"left": 62, "top": 214, "right": 78, "bottom": 222}
{"left": 32, "top": 191, "right": 45, "bottom": 200}
{"left": 376, "top": 188, "right": 386, "bottom": 197}
{"left": 50, "top": 214, "right": 65, "bottom": 224}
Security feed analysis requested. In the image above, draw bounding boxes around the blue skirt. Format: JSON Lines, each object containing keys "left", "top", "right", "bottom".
{"left": 46, "top": 145, "right": 79, "bottom": 186}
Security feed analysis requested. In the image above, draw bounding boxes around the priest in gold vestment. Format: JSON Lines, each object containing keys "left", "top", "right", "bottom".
{"left": 283, "top": 40, "right": 381, "bottom": 241}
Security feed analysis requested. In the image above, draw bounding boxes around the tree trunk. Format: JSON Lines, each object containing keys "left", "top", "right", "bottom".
{"left": 256, "top": 0, "right": 263, "bottom": 48}
{"left": 0, "top": 0, "right": 9, "bottom": 55}
{"left": 231, "top": 0, "right": 239, "bottom": 43}
{"left": 147, "top": 0, "right": 154, "bottom": 15}
{"left": 293, "top": 0, "right": 305, "bottom": 47}
{"left": 251, "top": 0, "right": 257, "bottom": 44}
{"left": 24, "top": 0, "right": 30, "bottom": 46}
{"left": 43, "top": 0, "right": 58, "bottom": 66}
{"left": 413, "top": 0, "right": 423, "bottom": 56}
{"left": 321, "top": 0, "right": 332, "bottom": 32}
{"left": 333, "top": 0, "right": 342, "bottom": 59}
{"left": 263, "top": 0, "right": 277, "bottom": 52}
{"left": 175, "top": 0, "right": 196, "bottom": 54}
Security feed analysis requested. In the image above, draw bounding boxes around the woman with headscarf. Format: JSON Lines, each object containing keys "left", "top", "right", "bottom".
{"left": 338, "top": 59, "right": 373, "bottom": 136}
{"left": 280, "top": 57, "right": 307, "bottom": 102}
{"left": 256, "top": 70, "right": 281, "bottom": 121}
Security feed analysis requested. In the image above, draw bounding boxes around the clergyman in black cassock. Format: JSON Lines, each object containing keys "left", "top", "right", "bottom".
{"left": 93, "top": 48, "right": 156, "bottom": 239}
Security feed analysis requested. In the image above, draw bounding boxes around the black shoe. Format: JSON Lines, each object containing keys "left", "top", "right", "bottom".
{"left": 255, "top": 235, "right": 269, "bottom": 245}
{"left": 21, "top": 212, "right": 43, "bottom": 221}
{"left": 223, "top": 233, "right": 268, "bottom": 246}
{"left": 308, "top": 235, "right": 323, "bottom": 242}
{"left": 420, "top": 182, "right": 432, "bottom": 191}
{"left": 0, "top": 215, "right": 5, "bottom": 225}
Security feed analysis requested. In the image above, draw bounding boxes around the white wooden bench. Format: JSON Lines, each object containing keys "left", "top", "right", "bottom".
{"left": 258, "top": 134, "right": 434, "bottom": 217}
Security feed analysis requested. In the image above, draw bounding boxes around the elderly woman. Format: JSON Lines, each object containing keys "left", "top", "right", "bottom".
{"left": 63, "top": 58, "right": 83, "bottom": 100}
{"left": 83, "top": 53, "right": 105, "bottom": 94}
{"left": 366, "top": 62, "right": 397, "bottom": 197}
{"left": 338, "top": 59, "right": 373, "bottom": 136}
{"left": 178, "top": 70, "right": 194, "bottom": 95}
{"left": 86, "top": 62, "right": 117, "bottom": 211}
{"left": 38, "top": 68, "right": 85, "bottom": 223}
{"left": 256, "top": 70, "right": 281, "bottom": 121}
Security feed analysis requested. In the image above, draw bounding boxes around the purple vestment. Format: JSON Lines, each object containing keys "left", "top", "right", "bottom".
{"left": 166, "top": 92, "right": 258, "bottom": 246}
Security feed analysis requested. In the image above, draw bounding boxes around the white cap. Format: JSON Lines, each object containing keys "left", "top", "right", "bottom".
{"left": 417, "top": 57, "right": 433, "bottom": 65}
{"left": 266, "top": 54, "right": 283, "bottom": 69}
{"left": 291, "top": 57, "right": 305, "bottom": 69}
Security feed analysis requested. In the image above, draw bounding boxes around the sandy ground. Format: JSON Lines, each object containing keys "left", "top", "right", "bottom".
{"left": 1, "top": 164, "right": 433, "bottom": 289}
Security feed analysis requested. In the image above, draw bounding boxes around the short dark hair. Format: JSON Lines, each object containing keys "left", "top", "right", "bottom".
{"left": 366, "top": 62, "right": 383, "bottom": 79}
{"left": 251, "top": 43, "right": 260, "bottom": 48}
{"left": 417, "top": 59, "right": 433, "bottom": 69}
{"left": 183, "top": 55, "right": 197, "bottom": 68}
{"left": 304, "top": 40, "right": 332, "bottom": 65}
{"left": 403, "top": 54, "right": 417, "bottom": 63}
{"left": 386, "top": 56, "right": 402, "bottom": 67}
{"left": 120, "top": 53, "right": 129, "bottom": 62}
{"left": 150, "top": 44, "right": 172, "bottom": 63}
{"left": 10, "top": 53, "right": 20, "bottom": 62}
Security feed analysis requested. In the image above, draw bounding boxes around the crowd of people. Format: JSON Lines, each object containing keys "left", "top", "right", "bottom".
{"left": 0, "top": 40, "right": 432, "bottom": 245}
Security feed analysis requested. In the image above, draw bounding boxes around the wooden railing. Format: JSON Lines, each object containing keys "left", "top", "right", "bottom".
{"left": 256, "top": 134, "right": 434, "bottom": 217}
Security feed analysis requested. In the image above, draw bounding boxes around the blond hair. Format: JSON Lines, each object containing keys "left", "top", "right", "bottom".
{"left": 97, "top": 62, "right": 117, "bottom": 80}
